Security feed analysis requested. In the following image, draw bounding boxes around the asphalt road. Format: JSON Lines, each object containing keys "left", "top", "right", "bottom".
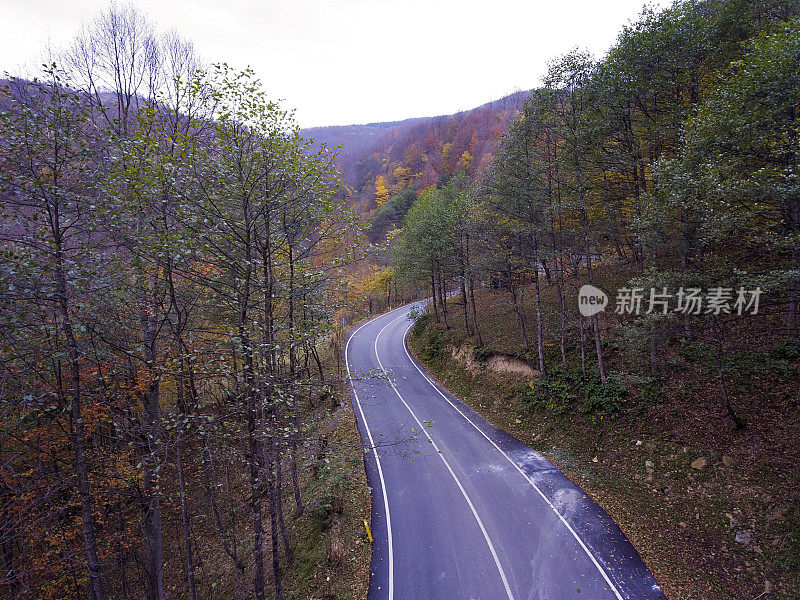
{"left": 345, "top": 302, "right": 668, "bottom": 600}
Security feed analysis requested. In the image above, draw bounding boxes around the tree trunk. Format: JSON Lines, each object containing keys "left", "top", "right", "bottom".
{"left": 460, "top": 275, "right": 470, "bottom": 337}
{"left": 579, "top": 314, "right": 587, "bottom": 378}
{"left": 248, "top": 423, "right": 267, "bottom": 600}
{"left": 264, "top": 442, "right": 284, "bottom": 600}
{"left": 430, "top": 272, "right": 440, "bottom": 323}
{"left": 712, "top": 321, "right": 745, "bottom": 429}
{"left": 548, "top": 178, "right": 569, "bottom": 369}
{"left": 290, "top": 438, "right": 303, "bottom": 517}
{"left": 555, "top": 258, "right": 568, "bottom": 369}
{"left": 591, "top": 314, "right": 606, "bottom": 382}
{"left": 54, "top": 240, "right": 107, "bottom": 600}
{"left": 242, "top": 324, "right": 267, "bottom": 600}
{"left": 533, "top": 260, "right": 547, "bottom": 378}
{"left": 309, "top": 343, "right": 325, "bottom": 383}
{"left": 508, "top": 273, "right": 530, "bottom": 352}
{"left": 571, "top": 106, "right": 606, "bottom": 382}
{"left": 438, "top": 270, "right": 449, "bottom": 329}
{"left": 469, "top": 277, "right": 483, "bottom": 347}
{"left": 274, "top": 446, "right": 293, "bottom": 563}
{"left": 177, "top": 437, "right": 198, "bottom": 600}
{"left": 202, "top": 445, "right": 246, "bottom": 584}
{"left": 284, "top": 240, "right": 303, "bottom": 518}
{"left": 141, "top": 311, "right": 164, "bottom": 600}
{"left": 582, "top": 222, "right": 606, "bottom": 382}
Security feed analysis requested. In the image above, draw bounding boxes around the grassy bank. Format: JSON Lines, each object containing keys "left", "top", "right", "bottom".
{"left": 407, "top": 290, "right": 799, "bottom": 600}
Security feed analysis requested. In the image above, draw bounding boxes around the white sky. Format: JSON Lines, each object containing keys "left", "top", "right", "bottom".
{"left": 1, "top": 0, "right": 670, "bottom": 128}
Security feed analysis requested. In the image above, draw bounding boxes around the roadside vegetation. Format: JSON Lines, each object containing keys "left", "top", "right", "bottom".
{"left": 409, "top": 287, "right": 799, "bottom": 600}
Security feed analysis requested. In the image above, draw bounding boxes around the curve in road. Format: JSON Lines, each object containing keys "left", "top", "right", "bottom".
{"left": 346, "top": 302, "right": 668, "bottom": 600}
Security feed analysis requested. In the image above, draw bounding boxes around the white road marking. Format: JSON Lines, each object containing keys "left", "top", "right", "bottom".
{"left": 374, "top": 316, "right": 516, "bottom": 600}
{"left": 394, "top": 312, "right": 627, "bottom": 600}
{"left": 345, "top": 317, "right": 394, "bottom": 600}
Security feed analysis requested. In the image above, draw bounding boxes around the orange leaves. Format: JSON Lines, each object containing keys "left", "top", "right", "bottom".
{"left": 130, "top": 368, "right": 160, "bottom": 396}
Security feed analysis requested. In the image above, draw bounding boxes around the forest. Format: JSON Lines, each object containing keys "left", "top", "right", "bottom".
{"left": 302, "top": 90, "right": 531, "bottom": 217}
{"left": 0, "top": 6, "right": 372, "bottom": 600}
{"left": 354, "top": 0, "right": 800, "bottom": 415}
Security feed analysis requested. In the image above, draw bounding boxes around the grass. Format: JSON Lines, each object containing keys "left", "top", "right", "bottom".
{"left": 407, "top": 287, "right": 800, "bottom": 600}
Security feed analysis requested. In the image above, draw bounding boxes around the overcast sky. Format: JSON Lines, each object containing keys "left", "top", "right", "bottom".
{"left": 2, "top": 0, "right": 670, "bottom": 128}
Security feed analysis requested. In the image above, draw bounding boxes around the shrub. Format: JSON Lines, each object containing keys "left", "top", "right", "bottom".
{"left": 524, "top": 367, "right": 626, "bottom": 418}
{"left": 307, "top": 494, "right": 343, "bottom": 533}
{"left": 411, "top": 313, "right": 445, "bottom": 367}
{"left": 473, "top": 346, "right": 492, "bottom": 362}
{"left": 625, "top": 373, "right": 665, "bottom": 405}
{"left": 421, "top": 328, "right": 444, "bottom": 365}
{"left": 769, "top": 338, "right": 800, "bottom": 361}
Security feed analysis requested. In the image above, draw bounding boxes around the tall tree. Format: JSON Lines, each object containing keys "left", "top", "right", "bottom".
{"left": 0, "top": 69, "right": 108, "bottom": 600}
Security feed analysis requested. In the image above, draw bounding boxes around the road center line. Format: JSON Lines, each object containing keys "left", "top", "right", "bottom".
{"left": 374, "top": 315, "right": 516, "bottom": 600}
{"left": 396, "top": 314, "right": 626, "bottom": 600}
{"left": 345, "top": 318, "right": 394, "bottom": 600}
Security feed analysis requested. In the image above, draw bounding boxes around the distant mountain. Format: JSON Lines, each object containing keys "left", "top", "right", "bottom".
{"left": 301, "top": 90, "right": 531, "bottom": 213}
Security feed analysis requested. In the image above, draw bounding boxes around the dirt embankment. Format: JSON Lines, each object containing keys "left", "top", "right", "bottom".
{"left": 451, "top": 346, "right": 538, "bottom": 378}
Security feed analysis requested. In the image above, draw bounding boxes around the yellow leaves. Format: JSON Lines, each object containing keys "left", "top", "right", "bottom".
{"left": 384, "top": 227, "right": 401, "bottom": 244}
{"left": 620, "top": 196, "right": 638, "bottom": 216}
{"left": 347, "top": 264, "right": 394, "bottom": 301}
{"left": 369, "top": 266, "right": 394, "bottom": 293}
{"left": 375, "top": 175, "right": 389, "bottom": 207}
{"left": 457, "top": 150, "right": 473, "bottom": 172}
{"left": 390, "top": 166, "right": 415, "bottom": 194}
{"left": 159, "top": 373, "right": 179, "bottom": 407}
{"left": 441, "top": 142, "right": 453, "bottom": 163}
{"left": 392, "top": 166, "right": 412, "bottom": 183}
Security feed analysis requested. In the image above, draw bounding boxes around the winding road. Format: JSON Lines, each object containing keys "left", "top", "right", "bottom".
{"left": 346, "top": 302, "right": 667, "bottom": 600}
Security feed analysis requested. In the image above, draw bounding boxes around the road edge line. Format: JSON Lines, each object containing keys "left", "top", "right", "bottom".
{"left": 399, "top": 316, "right": 627, "bottom": 600}
{"left": 345, "top": 317, "right": 394, "bottom": 600}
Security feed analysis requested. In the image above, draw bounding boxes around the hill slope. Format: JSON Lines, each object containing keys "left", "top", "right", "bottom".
{"left": 302, "top": 90, "right": 531, "bottom": 213}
